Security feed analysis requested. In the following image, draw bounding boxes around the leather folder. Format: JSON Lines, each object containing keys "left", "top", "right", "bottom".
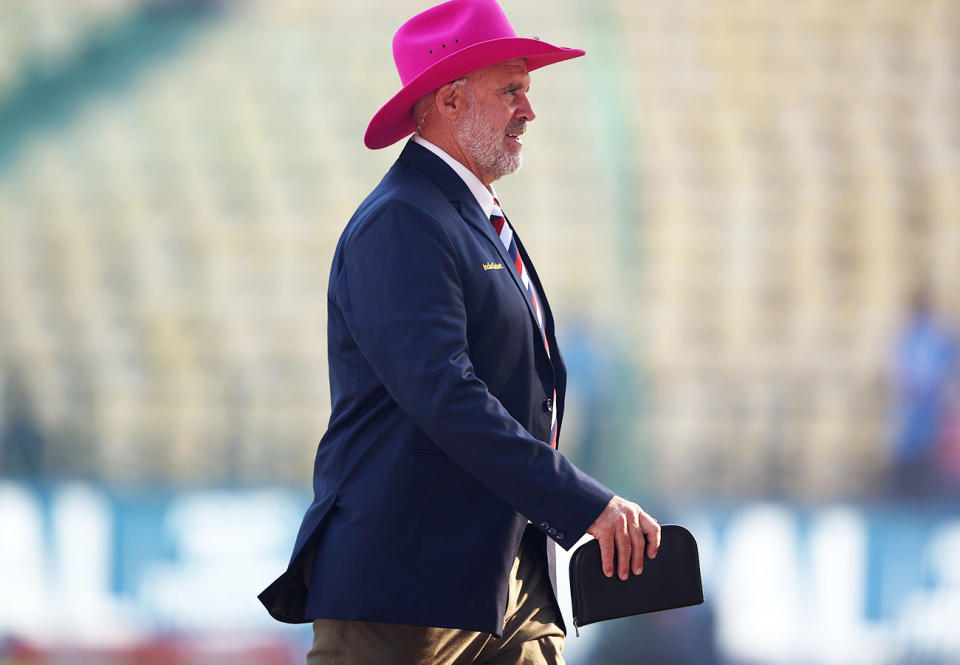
{"left": 569, "top": 524, "right": 704, "bottom": 632}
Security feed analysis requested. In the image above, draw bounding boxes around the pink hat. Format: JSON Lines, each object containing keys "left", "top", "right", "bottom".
{"left": 364, "top": 0, "right": 585, "bottom": 149}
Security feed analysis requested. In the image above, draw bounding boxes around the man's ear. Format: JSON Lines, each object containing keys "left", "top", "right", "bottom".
{"left": 434, "top": 82, "right": 464, "bottom": 120}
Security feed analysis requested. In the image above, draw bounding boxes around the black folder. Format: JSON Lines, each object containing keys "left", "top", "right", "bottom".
{"left": 569, "top": 524, "right": 704, "bottom": 631}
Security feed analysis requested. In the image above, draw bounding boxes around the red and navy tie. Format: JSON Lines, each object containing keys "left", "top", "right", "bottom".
{"left": 490, "top": 198, "right": 558, "bottom": 448}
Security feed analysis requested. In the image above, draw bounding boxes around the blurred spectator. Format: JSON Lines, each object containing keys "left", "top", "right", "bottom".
{"left": 938, "top": 382, "right": 960, "bottom": 495}
{"left": 0, "top": 367, "right": 46, "bottom": 477}
{"left": 890, "top": 292, "right": 960, "bottom": 497}
{"left": 561, "top": 322, "right": 652, "bottom": 498}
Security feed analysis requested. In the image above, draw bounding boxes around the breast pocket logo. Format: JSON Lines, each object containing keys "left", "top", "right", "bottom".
{"left": 483, "top": 262, "right": 504, "bottom": 271}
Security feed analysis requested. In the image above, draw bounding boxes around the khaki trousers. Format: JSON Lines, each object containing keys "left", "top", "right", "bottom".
{"left": 306, "top": 533, "right": 565, "bottom": 665}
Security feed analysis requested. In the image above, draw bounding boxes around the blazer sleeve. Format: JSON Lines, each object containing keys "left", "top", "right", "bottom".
{"left": 333, "top": 200, "right": 613, "bottom": 549}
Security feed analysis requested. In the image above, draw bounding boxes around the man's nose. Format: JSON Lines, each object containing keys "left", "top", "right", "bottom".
{"left": 518, "top": 93, "right": 536, "bottom": 122}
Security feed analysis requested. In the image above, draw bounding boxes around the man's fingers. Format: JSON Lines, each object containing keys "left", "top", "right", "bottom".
{"left": 628, "top": 509, "right": 645, "bottom": 576}
{"left": 586, "top": 496, "right": 661, "bottom": 579}
{"left": 615, "top": 514, "right": 631, "bottom": 580}
{"left": 641, "top": 512, "right": 662, "bottom": 559}
{"left": 598, "top": 527, "right": 615, "bottom": 578}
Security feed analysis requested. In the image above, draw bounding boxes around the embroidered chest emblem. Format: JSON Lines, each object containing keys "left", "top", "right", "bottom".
{"left": 483, "top": 262, "right": 504, "bottom": 271}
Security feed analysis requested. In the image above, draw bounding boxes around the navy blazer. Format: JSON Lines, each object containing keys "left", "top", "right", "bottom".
{"left": 259, "top": 141, "right": 613, "bottom": 636}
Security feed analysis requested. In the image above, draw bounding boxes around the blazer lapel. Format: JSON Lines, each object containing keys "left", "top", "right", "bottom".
{"left": 515, "top": 230, "right": 567, "bottom": 443}
{"left": 513, "top": 228, "right": 556, "bottom": 347}
{"left": 401, "top": 142, "right": 546, "bottom": 339}
{"left": 462, "top": 203, "right": 545, "bottom": 334}
{"left": 400, "top": 141, "right": 563, "bottom": 439}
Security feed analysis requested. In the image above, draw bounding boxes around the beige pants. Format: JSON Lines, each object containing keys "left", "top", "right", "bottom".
{"left": 306, "top": 534, "right": 565, "bottom": 665}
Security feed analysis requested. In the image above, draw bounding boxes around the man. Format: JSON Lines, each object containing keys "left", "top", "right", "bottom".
{"left": 259, "top": 1, "right": 661, "bottom": 663}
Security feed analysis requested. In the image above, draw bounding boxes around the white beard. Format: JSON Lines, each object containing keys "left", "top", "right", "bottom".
{"left": 455, "top": 88, "right": 523, "bottom": 182}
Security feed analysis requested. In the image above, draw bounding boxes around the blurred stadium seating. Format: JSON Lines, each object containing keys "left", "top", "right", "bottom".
{"left": 2, "top": 0, "right": 957, "bottom": 498}
{"left": 1, "top": 2, "right": 959, "bottom": 664}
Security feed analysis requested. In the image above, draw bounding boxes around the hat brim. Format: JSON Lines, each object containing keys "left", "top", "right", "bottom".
{"left": 364, "top": 37, "right": 585, "bottom": 150}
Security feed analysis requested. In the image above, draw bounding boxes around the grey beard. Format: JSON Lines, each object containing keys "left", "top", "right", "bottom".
{"left": 456, "top": 94, "right": 523, "bottom": 181}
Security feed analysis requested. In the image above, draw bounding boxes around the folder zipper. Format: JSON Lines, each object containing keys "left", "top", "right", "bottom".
{"left": 570, "top": 550, "right": 583, "bottom": 637}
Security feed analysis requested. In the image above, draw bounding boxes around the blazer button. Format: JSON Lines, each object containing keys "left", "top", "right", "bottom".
{"left": 543, "top": 398, "right": 553, "bottom": 413}
{"left": 548, "top": 527, "right": 557, "bottom": 536}
{"left": 539, "top": 522, "right": 549, "bottom": 530}
{"left": 556, "top": 533, "right": 565, "bottom": 540}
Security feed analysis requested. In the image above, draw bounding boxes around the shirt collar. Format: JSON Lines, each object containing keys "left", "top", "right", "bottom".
{"left": 411, "top": 134, "right": 498, "bottom": 220}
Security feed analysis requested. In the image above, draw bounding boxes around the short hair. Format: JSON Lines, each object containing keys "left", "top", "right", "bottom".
{"left": 414, "top": 75, "right": 472, "bottom": 133}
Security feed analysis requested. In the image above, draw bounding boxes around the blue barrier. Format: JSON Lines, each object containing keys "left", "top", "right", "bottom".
{"left": 0, "top": 482, "right": 957, "bottom": 664}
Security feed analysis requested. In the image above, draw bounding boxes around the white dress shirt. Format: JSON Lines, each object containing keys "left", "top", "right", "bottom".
{"left": 411, "top": 134, "right": 498, "bottom": 219}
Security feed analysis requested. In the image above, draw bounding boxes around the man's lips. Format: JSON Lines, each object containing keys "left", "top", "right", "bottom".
{"left": 505, "top": 128, "right": 525, "bottom": 144}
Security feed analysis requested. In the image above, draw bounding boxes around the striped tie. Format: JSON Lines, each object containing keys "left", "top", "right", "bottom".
{"left": 490, "top": 198, "right": 558, "bottom": 449}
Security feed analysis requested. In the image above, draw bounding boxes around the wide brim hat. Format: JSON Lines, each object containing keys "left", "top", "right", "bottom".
{"left": 364, "top": 0, "right": 585, "bottom": 150}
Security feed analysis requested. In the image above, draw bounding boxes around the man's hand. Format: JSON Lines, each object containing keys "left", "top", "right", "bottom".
{"left": 586, "top": 495, "right": 661, "bottom": 580}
